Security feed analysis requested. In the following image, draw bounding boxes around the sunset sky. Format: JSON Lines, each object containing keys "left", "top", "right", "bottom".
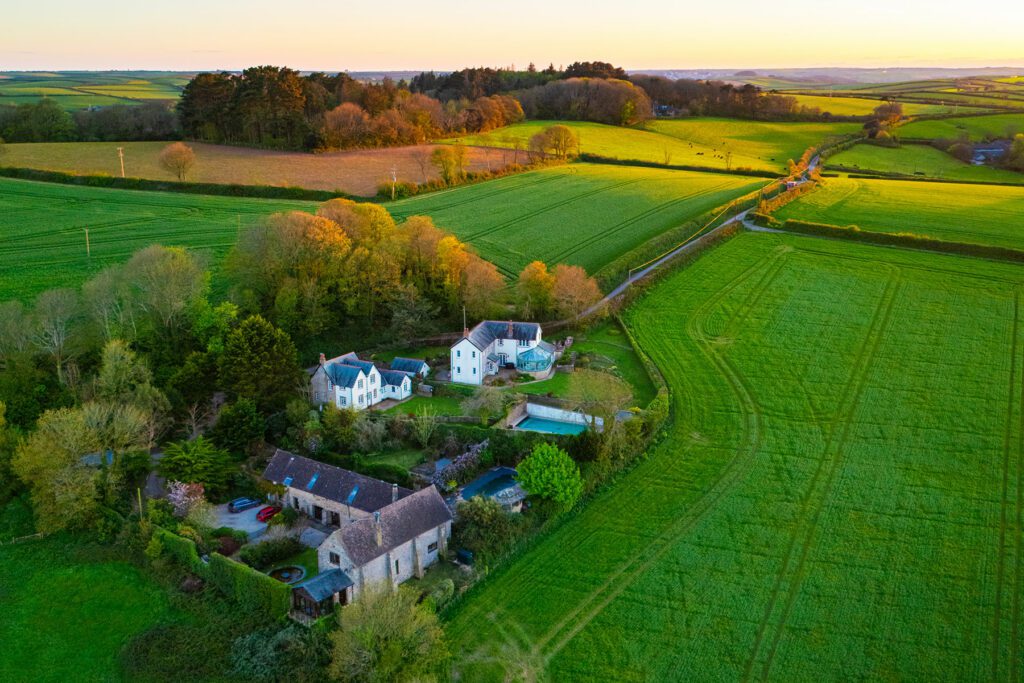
{"left": 5, "top": 0, "right": 1024, "bottom": 71}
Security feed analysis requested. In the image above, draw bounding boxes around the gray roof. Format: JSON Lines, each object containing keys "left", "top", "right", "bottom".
{"left": 294, "top": 568, "right": 353, "bottom": 601}
{"left": 391, "top": 357, "right": 428, "bottom": 374}
{"left": 380, "top": 369, "right": 410, "bottom": 387}
{"left": 325, "top": 363, "right": 364, "bottom": 389}
{"left": 263, "top": 449, "right": 411, "bottom": 513}
{"left": 336, "top": 486, "right": 452, "bottom": 566}
{"left": 463, "top": 321, "right": 540, "bottom": 350}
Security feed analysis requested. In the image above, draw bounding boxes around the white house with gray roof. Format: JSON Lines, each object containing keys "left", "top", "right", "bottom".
{"left": 310, "top": 352, "right": 383, "bottom": 411}
{"left": 450, "top": 321, "right": 556, "bottom": 385}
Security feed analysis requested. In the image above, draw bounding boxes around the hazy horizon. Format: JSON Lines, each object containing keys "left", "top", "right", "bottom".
{"left": 5, "top": 0, "right": 1023, "bottom": 72}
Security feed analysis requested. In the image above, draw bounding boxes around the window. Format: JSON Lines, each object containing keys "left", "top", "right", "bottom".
{"left": 428, "top": 542, "right": 438, "bottom": 553}
{"left": 456, "top": 350, "right": 461, "bottom": 358}
{"left": 313, "top": 391, "right": 319, "bottom": 401}
{"left": 283, "top": 475, "right": 294, "bottom": 487}
{"left": 327, "top": 379, "right": 333, "bottom": 388}
{"left": 329, "top": 552, "right": 340, "bottom": 565}
{"left": 394, "top": 559, "right": 400, "bottom": 574}
{"left": 472, "top": 368, "right": 477, "bottom": 375}
{"left": 456, "top": 367, "right": 461, "bottom": 374}
{"left": 370, "top": 375, "right": 375, "bottom": 385}
{"left": 472, "top": 351, "right": 477, "bottom": 358}
{"left": 358, "top": 379, "right": 363, "bottom": 389}
{"left": 519, "top": 339, "right": 528, "bottom": 347}
{"left": 307, "top": 473, "right": 319, "bottom": 490}
{"left": 373, "top": 389, "right": 378, "bottom": 399}
{"left": 340, "top": 397, "right": 346, "bottom": 407}
{"left": 358, "top": 394, "right": 364, "bottom": 404}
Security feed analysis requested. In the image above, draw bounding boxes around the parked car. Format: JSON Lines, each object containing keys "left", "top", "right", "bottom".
{"left": 228, "top": 497, "right": 261, "bottom": 513}
{"left": 256, "top": 506, "right": 281, "bottom": 522}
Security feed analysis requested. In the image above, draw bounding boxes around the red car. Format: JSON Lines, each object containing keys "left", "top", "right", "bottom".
{"left": 256, "top": 506, "right": 281, "bottom": 523}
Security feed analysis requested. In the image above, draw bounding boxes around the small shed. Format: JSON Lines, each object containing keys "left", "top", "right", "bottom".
{"left": 292, "top": 568, "right": 354, "bottom": 619}
{"left": 391, "top": 357, "right": 430, "bottom": 378}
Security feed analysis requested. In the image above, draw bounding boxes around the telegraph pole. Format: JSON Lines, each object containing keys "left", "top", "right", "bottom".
{"left": 390, "top": 165, "right": 398, "bottom": 200}
{"left": 83, "top": 228, "right": 91, "bottom": 259}
{"left": 117, "top": 147, "right": 125, "bottom": 178}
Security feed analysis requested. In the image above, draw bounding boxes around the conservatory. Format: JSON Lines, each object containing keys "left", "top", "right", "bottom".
{"left": 516, "top": 341, "right": 556, "bottom": 372}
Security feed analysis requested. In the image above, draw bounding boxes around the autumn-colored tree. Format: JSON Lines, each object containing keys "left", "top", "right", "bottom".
{"left": 462, "top": 255, "right": 505, "bottom": 319}
{"left": 529, "top": 124, "right": 578, "bottom": 159}
{"left": 552, "top": 264, "right": 602, "bottom": 319}
{"left": 431, "top": 146, "right": 459, "bottom": 185}
{"left": 158, "top": 142, "right": 196, "bottom": 181}
{"left": 517, "top": 261, "right": 555, "bottom": 319}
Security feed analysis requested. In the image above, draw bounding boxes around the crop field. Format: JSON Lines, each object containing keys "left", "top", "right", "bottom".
{"left": 0, "top": 71, "right": 187, "bottom": 108}
{"left": 0, "top": 177, "right": 314, "bottom": 301}
{"left": 900, "top": 113, "right": 1024, "bottom": 140}
{"left": 789, "top": 93, "right": 986, "bottom": 116}
{"left": 825, "top": 143, "right": 1024, "bottom": 184}
{"left": 0, "top": 141, "right": 517, "bottom": 197}
{"left": 388, "top": 163, "right": 766, "bottom": 278}
{"left": 449, "top": 119, "right": 859, "bottom": 173}
{"left": 775, "top": 177, "right": 1024, "bottom": 249}
{"left": 446, "top": 231, "right": 1024, "bottom": 681}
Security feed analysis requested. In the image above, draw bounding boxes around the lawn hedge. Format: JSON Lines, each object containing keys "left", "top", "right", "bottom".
{"left": 207, "top": 552, "right": 291, "bottom": 619}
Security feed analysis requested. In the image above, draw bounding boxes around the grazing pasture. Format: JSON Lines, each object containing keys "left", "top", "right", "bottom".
{"left": 388, "top": 163, "right": 766, "bottom": 278}
{"left": 446, "top": 231, "right": 1024, "bottom": 681}
{"left": 775, "top": 177, "right": 1024, "bottom": 249}
{"left": 900, "top": 113, "right": 1024, "bottom": 140}
{"left": 0, "top": 177, "right": 314, "bottom": 301}
{"left": 449, "top": 119, "right": 860, "bottom": 172}
{"left": 789, "top": 93, "right": 985, "bottom": 116}
{"left": 825, "top": 143, "right": 1024, "bottom": 183}
{"left": 0, "top": 141, "right": 516, "bottom": 197}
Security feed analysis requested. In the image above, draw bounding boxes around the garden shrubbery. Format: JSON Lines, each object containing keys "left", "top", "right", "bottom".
{"left": 238, "top": 536, "right": 304, "bottom": 570}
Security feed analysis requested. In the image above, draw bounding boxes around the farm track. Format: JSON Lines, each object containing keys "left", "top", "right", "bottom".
{"left": 744, "top": 266, "right": 902, "bottom": 682}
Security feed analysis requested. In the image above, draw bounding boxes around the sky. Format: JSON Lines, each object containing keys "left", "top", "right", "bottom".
{"left": 4, "top": 0, "right": 1024, "bottom": 72}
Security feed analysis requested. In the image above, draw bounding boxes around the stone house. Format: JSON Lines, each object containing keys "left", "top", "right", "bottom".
{"left": 263, "top": 449, "right": 411, "bottom": 527}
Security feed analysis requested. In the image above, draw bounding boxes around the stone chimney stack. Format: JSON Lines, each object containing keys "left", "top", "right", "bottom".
{"left": 391, "top": 482, "right": 398, "bottom": 503}
{"left": 507, "top": 320, "right": 514, "bottom": 337}
{"left": 374, "top": 510, "right": 383, "bottom": 547}
{"left": 319, "top": 353, "right": 326, "bottom": 365}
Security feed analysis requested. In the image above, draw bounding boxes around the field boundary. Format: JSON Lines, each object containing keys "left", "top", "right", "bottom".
{"left": 578, "top": 153, "right": 783, "bottom": 178}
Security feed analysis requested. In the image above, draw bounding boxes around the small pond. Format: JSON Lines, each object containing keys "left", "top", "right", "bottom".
{"left": 269, "top": 565, "right": 306, "bottom": 584}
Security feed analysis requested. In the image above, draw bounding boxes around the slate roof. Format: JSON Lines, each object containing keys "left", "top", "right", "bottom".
{"left": 263, "top": 449, "right": 411, "bottom": 513}
{"left": 463, "top": 321, "right": 541, "bottom": 350}
{"left": 391, "top": 357, "right": 428, "bottom": 374}
{"left": 335, "top": 486, "right": 452, "bottom": 566}
{"left": 294, "top": 568, "right": 353, "bottom": 601}
{"left": 380, "top": 369, "right": 410, "bottom": 387}
{"left": 325, "top": 363, "right": 364, "bottom": 389}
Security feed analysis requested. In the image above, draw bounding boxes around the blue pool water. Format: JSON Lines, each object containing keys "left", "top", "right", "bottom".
{"left": 461, "top": 467, "right": 518, "bottom": 499}
{"left": 515, "top": 416, "right": 588, "bottom": 435}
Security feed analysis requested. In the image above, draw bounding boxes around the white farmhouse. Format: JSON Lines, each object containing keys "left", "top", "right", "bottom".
{"left": 450, "top": 321, "right": 556, "bottom": 385}
{"left": 310, "top": 352, "right": 383, "bottom": 410}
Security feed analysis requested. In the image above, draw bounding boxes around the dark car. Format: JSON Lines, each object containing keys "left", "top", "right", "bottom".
{"left": 256, "top": 506, "right": 281, "bottom": 523}
{"left": 228, "top": 497, "right": 261, "bottom": 513}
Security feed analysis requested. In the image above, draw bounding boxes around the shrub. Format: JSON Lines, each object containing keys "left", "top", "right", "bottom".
{"left": 269, "top": 506, "right": 299, "bottom": 527}
{"left": 154, "top": 526, "right": 203, "bottom": 573}
{"left": 238, "top": 536, "right": 304, "bottom": 570}
{"left": 517, "top": 442, "right": 584, "bottom": 510}
{"left": 454, "top": 496, "right": 524, "bottom": 562}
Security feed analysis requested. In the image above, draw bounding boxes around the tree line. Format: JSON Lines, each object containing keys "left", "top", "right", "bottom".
{"left": 0, "top": 99, "right": 177, "bottom": 143}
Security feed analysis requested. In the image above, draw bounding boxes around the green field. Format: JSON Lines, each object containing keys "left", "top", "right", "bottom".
{"left": 0, "top": 534, "right": 177, "bottom": 681}
{"left": 901, "top": 113, "right": 1024, "bottom": 140}
{"left": 789, "top": 93, "right": 985, "bottom": 116}
{"left": 389, "top": 163, "right": 766, "bottom": 278}
{"left": 775, "top": 177, "right": 1024, "bottom": 249}
{"left": 446, "top": 231, "right": 1024, "bottom": 681}
{"left": 449, "top": 119, "right": 859, "bottom": 173}
{"left": 0, "top": 72, "right": 187, "bottom": 108}
{"left": 0, "top": 177, "right": 313, "bottom": 301}
{"left": 825, "top": 143, "right": 1024, "bottom": 183}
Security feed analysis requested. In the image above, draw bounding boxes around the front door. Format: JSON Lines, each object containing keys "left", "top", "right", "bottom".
{"left": 498, "top": 353, "right": 508, "bottom": 366}
{"left": 313, "top": 505, "right": 323, "bottom": 522}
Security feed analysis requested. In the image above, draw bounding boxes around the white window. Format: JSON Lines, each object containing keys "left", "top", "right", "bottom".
{"left": 428, "top": 542, "right": 438, "bottom": 553}
{"left": 327, "top": 379, "right": 333, "bottom": 388}
{"left": 456, "top": 350, "right": 461, "bottom": 358}
{"left": 314, "top": 392, "right": 319, "bottom": 401}
{"left": 472, "top": 351, "right": 477, "bottom": 358}
{"left": 358, "top": 379, "right": 363, "bottom": 389}
{"left": 373, "top": 389, "right": 378, "bottom": 399}
{"left": 371, "top": 375, "right": 375, "bottom": 385}
{"left": 472, "top": 368, "right": 477, "bottom": 375}
{"left": 456, "top": 366, "right": 461, "bottom": 374}
{"left": 358, "top": 395, "right": 364, "bottom": 404}
{"left": 340, "top": 397, "right": 347, "bottom": 407}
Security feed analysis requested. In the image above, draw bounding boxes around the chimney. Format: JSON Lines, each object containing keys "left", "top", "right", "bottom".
{"left": 374, "top": 511, "right": 383, "bottom": 547}
{"left": 392, "top": 483, "right": 398, "bottom": 503}
{"left": 318, "top": 352, "right": 326, "bottom": 365}
{"left": 507, "top": 320, "right": 514, "bottom": 337}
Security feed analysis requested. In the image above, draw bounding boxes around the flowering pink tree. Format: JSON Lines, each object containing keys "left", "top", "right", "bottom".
{"left": 167, "top": 481, "right": 205, "bottom": 517}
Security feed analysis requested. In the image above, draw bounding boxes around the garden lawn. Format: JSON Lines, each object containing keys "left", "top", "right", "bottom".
{"left": 0, "top": 177, "right": 315, "bottom": 301}
{"left": 0, "top": 140, "right": 517, "bottom": 197}
{"left": 570, "top": 320, "right": 658, "bottom": 406}
{"left": 774, "top": 177, "right": 1024, "bottom": 250}
{"left": 445, "top": 231, "right": 1024, "bottom": 681}
{"left": 364, "top": 448, "right": 427, "bottom": 470}
{"left": 389, "top": 163, "right": 766, "bottom": 279}
{"left": 825, "top": 143, "right": 1024, "bottom": 184}
{"left": 900, "top": 113, "right": 1024, "bottom": 140}
{"left": 383, "top": 395, "right": 463, "bottom": 416}
{"left": 0, "top": 533, "right": 178, "bottom": 682}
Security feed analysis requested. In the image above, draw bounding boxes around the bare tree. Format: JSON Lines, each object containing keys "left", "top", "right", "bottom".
{"left": 0, "top": 300, "right": 31, "bottom": 363}
{"left": 158, "top": 142, "right": 197, "bottom": 181}
{"left": 31, "top": 288, "right": 80, "bottom": 384}
{"left": 412, "top": 146, "right": 432, "bottom": 184}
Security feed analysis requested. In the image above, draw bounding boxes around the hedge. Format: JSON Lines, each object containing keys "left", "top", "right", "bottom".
{"left": 154, "top": 526, "right": 203, "bottom": 573}
{"left": 207, "top": 552, "right": 292, "bottom": 619}
{"left": 578, "top": 153, "right": 782, "bottom": 178}
{"left": 778, "top": 219, "right": 1024, "bottom": 264}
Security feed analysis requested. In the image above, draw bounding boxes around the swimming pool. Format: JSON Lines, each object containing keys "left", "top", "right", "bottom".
{"left": 515, "top": 416, "right": 588, "bottom": 435}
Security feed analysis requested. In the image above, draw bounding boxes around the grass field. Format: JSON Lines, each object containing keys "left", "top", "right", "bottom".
{"left": 825, "top": 143, "right": 1024, "bottom": 184}
{"left": 0, "top": 533, "right": 177, "bottom": 681}
{"left": 775, "top": 177, "right": 1024, "bottom": 249}
{"left": 900, "top": 113, "right": 1024, "bottom": 140}
{"left": 0, "top": 72, "right": 188, "bottom": 108}
{"left": 789, "top": 93, "right": 986, "bottom": 116}
{"left": 0, "top": 140, "right": 517, "bottom": 197}
{"left": 389, "top": 163, "right": 767, "bottom": 278}
{"left": 445, "top": 231, "right": 1024, "bottom": 681}
{"left": 0, "top": 177, "right": 314, "bottom": 301}
{"left": 449, "top": 119, "right": 860, "bottom": 173}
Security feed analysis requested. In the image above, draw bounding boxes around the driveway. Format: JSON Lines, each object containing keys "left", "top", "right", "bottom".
{"left": 212, "top": 504, "right": 268, "bottom": 541}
